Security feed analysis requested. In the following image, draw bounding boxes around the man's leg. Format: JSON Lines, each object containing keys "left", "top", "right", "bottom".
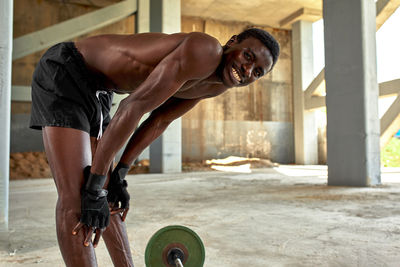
{"left": 43, "top": 127, "right": 97, "bottom": 267}
{"left": 89, "top": 137, "right": 134, "bottom": 267}
{"left": 102, "top": 215, "right": 134, "bottom": 266}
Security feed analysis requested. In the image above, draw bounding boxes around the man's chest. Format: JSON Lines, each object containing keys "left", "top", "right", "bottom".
{"left": 173, "top": 80, "right": 226, "bottom": 99}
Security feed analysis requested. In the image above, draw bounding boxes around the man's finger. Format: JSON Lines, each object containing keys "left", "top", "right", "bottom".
{"left": 122, "top": 208, "right": 129, "bottom": 221}
{"left": 84, "top": 227, "right": 94, "bottom": 247}
{"left": 93, "top": 228, "right": 103, "bottom": 248}
{"left": 72, "top": 222, "right": 84, "bottom": 235}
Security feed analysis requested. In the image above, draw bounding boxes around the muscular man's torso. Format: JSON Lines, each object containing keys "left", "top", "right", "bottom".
{"left": 75, "top": 33, "right": 227, "bottom": 99}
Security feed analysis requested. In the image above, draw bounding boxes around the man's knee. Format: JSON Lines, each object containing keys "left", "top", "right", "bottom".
{"left": 56, "top": 195, "right": 81, "bottom": 215}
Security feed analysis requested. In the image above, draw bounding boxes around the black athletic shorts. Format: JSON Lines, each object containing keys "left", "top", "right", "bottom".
{"left": 29, "top": 42, "right": 113, "bottom": 138}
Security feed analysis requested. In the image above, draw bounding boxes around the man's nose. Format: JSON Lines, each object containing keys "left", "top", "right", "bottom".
{"left": 241, "top": 63, "right": 254, "bottom": 78}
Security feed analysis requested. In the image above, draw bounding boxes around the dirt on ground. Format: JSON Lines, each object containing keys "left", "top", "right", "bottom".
{"left": 9, "top": 152, "right": 52, "bottom": 180}
{"left": 9, "top": 152, "right": 152, "bottom": 180}
{"left": 9, "top": 152, "right": 277, "bottom": 180}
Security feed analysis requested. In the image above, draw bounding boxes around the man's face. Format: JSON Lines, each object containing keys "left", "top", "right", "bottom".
{"left": 220, "top": 36, "right": 273, "bottom": 87}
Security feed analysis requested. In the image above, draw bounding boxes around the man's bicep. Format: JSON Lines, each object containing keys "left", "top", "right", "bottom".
{"left": 123, "top": 57, "right": 185, "bottom": 112}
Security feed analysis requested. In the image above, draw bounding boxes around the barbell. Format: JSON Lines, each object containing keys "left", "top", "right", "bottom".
{"left": 145, "top": 225, "right": 205, "bottom": 267}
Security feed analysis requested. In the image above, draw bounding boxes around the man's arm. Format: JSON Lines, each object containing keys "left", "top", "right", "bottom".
{"left": 119, "top": 97, "right": 201, "bottom": 166}
{"left": 91, "top": 32, "right": 222, "bottom": 175}
{"left": 103, "top": 96, "right": 200, "bottom": 222}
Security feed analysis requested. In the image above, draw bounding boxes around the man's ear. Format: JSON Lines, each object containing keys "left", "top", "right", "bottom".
{"left": 226, "top": 35, "right": 238, "bottom": 47}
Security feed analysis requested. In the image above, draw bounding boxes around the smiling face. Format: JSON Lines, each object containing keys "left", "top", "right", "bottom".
{"left": 219, "top": 36, "right": 273, "bottom": 88}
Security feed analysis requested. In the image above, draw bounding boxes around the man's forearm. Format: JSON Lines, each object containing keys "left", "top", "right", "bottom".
{"left": 119, "top": 113, "right": 171, "bottom": 166}
{"left": 92, "top": 96, "right": 200, "bottom": 174}
{"left": 91, "top": 99, "right": 146, "bottom": 175}
{"left": 119, "top": 97, "right": 202, "bottom": 166}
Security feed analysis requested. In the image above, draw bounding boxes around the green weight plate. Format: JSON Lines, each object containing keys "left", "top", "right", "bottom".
{"left": 145, "top": 225, "right": 205, "bottom": 267}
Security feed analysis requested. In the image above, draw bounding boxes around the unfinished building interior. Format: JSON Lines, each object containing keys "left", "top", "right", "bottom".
{"left": 1, "top": 0, "right": 400, "bottom": 266}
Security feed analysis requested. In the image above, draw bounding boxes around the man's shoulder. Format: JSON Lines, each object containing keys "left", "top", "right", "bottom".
{"left": 183, "top": 32, "right": 221, "bottom": 48}
{"left": 179, "top": 32, "right": 223, "bottom": 69}
{"left": 186, "top": 32, "right": 222, "bottom": 56}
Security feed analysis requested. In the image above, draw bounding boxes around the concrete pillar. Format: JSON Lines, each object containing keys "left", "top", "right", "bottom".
{"left": 292, "top": 20, "right": 318, "bottom": 165}
{"left": 136, "top": 0, "right": 150, "bottom": 33}
{"left": 323, "top": 0, "right": 380, "bottom": 186}
{"left": 149, "top": 0, "right": 182, "bottom": 173}
{"left": 0, "top": 0, "right": 13, "bottom": 231}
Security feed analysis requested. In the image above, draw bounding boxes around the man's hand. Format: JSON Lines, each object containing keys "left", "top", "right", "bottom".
{"left": 72, "top": 166, "right": 109, "bottom": 248}
{"left": 108, "top": 162, "right": 130, "bottom": 221}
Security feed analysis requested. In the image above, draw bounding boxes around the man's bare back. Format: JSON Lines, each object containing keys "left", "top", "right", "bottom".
{"left": 76, "top": 32, "right": 225, "bottom": 98}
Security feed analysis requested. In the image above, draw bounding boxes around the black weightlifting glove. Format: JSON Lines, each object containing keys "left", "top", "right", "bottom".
{"left": 107, "top": 162, "right": 130, "bottom": 210}
{"left": 80, "top": 166, "right": 110, "bottom": 229}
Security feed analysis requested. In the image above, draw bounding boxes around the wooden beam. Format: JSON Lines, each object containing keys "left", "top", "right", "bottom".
{"left": 299, "top": 0, "right": 400, "bottom": 147}
{"left": 302, "top": 0, "right": 398, "bottom": 104}
{"left": 379, "top": 79, "right": 400, "bottom": 97}
{"left": 380, "top": 94, "right": 400, "bottom": 147}
{"left": 47, "top": 0, "right": 122, "bottom": 8}
{"left": 304, "top": 69, "right": 325, "bottom": 100}
{"left": 304, "top": 96, "right": 325, "bottom": 110}
{"left": 376, "top": 0, "right": 400, "bottom": 30}
{"left": 279, "top": 8, "right": 322, "bottom": 28}
{"left": 304, "top": 79, "right": 400, "bottom": 110}
{"left": 13, "top": 0, "right": 136, "bottom": 60}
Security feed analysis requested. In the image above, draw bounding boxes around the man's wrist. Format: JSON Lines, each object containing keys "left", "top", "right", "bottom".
{"left": 85, "top": 172, "right": 107, "bottom": 191}
{"left": 84, "top": 188, "right": 108, "bottom": 200}
{"left": 113, "top": 162, "right": 130, "bottom": 182}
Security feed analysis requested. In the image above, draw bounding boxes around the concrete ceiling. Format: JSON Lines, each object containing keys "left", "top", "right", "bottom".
{"left": 182, "top": 0, "right": 323, "bottom": 29}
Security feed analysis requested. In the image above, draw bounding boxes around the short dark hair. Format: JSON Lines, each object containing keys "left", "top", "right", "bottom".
{"left": 237, "top": 28, "right": 280, "bottom": 70}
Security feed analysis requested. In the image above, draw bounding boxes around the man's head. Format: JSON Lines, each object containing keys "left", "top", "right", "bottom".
{"left": 219, "top": 28, "right": 280, "bottom": 87}
{"left": 236, "top": 28, "right": 280, "bottom": 69}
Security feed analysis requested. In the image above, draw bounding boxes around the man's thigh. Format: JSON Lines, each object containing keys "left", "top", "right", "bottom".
{"left": 43, "top": 126, "right": 92, "bottom": 206}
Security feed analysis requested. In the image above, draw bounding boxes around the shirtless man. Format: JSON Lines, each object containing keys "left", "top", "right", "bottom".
{"left": 29, "top": 28, "right": 279, "bottom": 266}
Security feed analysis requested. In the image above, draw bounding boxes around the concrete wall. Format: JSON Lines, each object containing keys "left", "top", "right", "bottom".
{"left": 11, "top": 8, "right": 294, "bottom": 164}
{"left": 181, "top": 17, "right": 294, "bottom": 163}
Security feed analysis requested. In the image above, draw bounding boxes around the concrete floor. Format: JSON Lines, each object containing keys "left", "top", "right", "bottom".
{"left": 1, "top": 165, "right": 400, "bottom": 267}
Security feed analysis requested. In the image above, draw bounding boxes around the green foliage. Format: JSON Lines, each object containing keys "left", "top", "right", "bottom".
{"left": 381, "top": 137, "right": 400, "bottom": 167}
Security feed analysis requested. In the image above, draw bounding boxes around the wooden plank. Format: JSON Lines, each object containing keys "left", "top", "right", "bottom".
{"left": 376, "top": 0, "right": 400, "bottom": 30}
{"left": 379, "top": 79, "right": 400, "bottom": 97}
{"left": 304, "top": 79, "right": 400, "bottom": 110}
{"left": 304, "top": 96, "right": 325, "bottom": 110}
{"left": 302, "top": 0, "right": 398, "bottom": 105}
{"left": 13, "top": 0, "right": 136, "bottom": 60}
{"left": 47, "top": 0, "right": 122, "bottom": 8}
{"left": 304, "top": 69, "right": 325, "bottom": 100}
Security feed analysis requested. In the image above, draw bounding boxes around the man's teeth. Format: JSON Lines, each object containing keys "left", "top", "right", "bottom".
{"left": 232, "top": 68, "right": 241, "bottom": 82}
